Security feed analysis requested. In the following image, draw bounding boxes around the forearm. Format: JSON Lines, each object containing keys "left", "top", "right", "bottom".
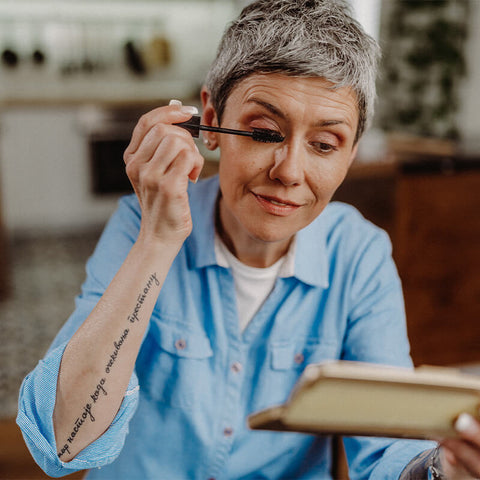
{"left": 53, "top": 237, "right": 178, "bottom": 462}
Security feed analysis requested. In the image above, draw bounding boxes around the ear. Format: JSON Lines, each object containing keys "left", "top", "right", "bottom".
{"left": 200, "top": 86, "right": 219, "bottom": 150}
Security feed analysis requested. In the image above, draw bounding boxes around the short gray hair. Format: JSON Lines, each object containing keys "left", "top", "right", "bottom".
{"left": 205, "top": 0, "right": 380, "bottom": 142}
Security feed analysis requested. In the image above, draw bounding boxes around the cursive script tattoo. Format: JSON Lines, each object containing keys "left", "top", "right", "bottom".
{"left": 128, "top": 273, "right": 159, "bottom": 323}
{"left": 57, "top": 273, "right": 159, "bottom": 459}
{"left": 57, "top": 396, "right": 101, "bottom": 459}
{"left": 90, "top": 378, "right": 107, "bottom": 404}
{"left": 105, "top": 329, "right": 130, "bottom": 374}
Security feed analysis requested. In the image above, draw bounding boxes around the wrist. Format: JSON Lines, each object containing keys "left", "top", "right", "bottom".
{"left": 135, "top": 229, "right": 184, "bottom": 260}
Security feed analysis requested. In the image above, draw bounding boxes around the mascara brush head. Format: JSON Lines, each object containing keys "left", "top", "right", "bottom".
{"left": 251, "top": 129, "right": 284, "bottom": 143}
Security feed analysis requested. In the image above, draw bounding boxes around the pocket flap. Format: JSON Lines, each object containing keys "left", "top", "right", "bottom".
{"left": 150, "top": 320, "right": 213, "bottom": 359}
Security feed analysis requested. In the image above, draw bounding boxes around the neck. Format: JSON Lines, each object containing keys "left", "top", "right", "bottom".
{"left": 215, "top": 195, "right": 291, "bottom": 268}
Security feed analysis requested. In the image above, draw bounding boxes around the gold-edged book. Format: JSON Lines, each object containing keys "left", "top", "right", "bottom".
{"left": 248, "top": 361, "right": 480, "bottom": 440}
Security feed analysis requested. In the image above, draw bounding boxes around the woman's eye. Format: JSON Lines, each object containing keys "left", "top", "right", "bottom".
{"left": 312, "top": 142, "right": 337, "bottom": 154}
{"left": 259, "top": 128, "right": 281, "bottom": 136}
{"left": 249, "top": 118, "right": 281, "bottom": 134}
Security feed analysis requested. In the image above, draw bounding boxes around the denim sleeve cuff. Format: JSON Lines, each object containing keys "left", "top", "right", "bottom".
{"left": 17, "top": 342, "right": 139, "bottom": 477}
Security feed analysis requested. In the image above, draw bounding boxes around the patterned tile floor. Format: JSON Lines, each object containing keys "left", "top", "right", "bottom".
{"left": 0, "top": 230, "right": 101, "bottom": 419}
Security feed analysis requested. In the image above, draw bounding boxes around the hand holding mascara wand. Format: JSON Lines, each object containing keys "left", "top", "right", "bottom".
{"left": 174, "top": 115, "right": 285, "bottom": 144}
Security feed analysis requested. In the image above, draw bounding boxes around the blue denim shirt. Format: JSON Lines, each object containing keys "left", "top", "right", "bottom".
{"left": 17, "top": 175, "right": 434, "bottom": 479}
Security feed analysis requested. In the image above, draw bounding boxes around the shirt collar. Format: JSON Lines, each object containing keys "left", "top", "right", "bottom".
{"left": 214, "top": 231, "right": 296, "bottom": 277}
{"left": 185, "top": 175, "right": 330, "bottom": 288}
{"left": 185, "top": 176, "right": 219, "bottom": 270}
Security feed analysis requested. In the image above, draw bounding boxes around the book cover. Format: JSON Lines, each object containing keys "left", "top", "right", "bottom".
{"left": 248, "top": 361, "right": 480, "bottom": 439}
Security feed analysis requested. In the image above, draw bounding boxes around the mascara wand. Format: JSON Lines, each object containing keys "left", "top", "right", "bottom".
{"left": 174, "top": 115, "right": 284, "bottom": 144}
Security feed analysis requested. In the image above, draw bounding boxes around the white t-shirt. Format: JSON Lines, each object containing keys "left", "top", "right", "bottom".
{"left": 214, "top": 234, "right": 296, "bottom": 332}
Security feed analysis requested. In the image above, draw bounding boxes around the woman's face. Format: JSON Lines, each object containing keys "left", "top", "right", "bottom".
{"left": 203, "top": 73, "right": 359, "bottom": 262}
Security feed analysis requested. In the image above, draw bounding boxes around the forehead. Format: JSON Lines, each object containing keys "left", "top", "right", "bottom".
{"left": 225, "top": 73, "right": 359, "bottom": 130}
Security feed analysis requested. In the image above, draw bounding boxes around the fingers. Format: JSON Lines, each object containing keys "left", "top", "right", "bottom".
{"left": 124, "top": 99, "right": 198, "bottom": 164}
{"left": 122, "top": 101, "right": 205, "bottom": 245}
{"left": 439, "top": 414, "right": 480, "bottom": 478}
{"left": 126, "top": 133, "right": 203, "bottom": 198}
{"left": 124, "top": 99, "right": 203, "bottom": 186}
{"left": 441, "top": 441, "right": 480, "bottom": 478}
{"left": 144, "top": 132, "right": 203, "bottom": 184}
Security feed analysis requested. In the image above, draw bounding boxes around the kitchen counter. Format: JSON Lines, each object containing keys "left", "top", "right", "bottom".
{"left": 0, "top": 78, "right": 201, "bottom": 108}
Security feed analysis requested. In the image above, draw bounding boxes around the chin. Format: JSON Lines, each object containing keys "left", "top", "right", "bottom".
{"left": 247, "top": 221, "right": 298, "bottom": 244}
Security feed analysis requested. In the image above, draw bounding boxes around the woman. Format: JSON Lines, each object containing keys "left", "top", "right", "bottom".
{"left": 17, "top": 0, "right": 480, "bottom": 478}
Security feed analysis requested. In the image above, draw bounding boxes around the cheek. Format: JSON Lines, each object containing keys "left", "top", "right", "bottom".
{"left": 218, "top": 155, "right": 249, "bottom": 204}
{"left": 218, "top": 141, "right": 267, "bottom": 180}
{"left": 307, "top": 162, "right": 350, "bottom": 199}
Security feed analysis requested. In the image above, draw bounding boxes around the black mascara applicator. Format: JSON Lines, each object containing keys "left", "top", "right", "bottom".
{"left": 174, "top": 115, "right": 284, "bottom": 143}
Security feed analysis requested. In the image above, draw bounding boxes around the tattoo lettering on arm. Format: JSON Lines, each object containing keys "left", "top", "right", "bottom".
{"left": 57, "top": 273, "right": 159, "bottom": 459}
{"left": 105, "top": 329, "right": 129, "bottom": 374}
{"left": 57, "top": 398, "right": 100, "bottom": 458}
{"left": 128, "top": 273, "right": 160, "bottom": 323}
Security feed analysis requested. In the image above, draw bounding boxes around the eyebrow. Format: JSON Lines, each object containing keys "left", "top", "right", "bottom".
{"left": 314, "top": 119, "right": 350, "bottom": 128}
{"left": 246, "top": 97, "right": 352, "bottom": 129}
{"left": 246, "top": 98, "right": 286, "bottom": 119}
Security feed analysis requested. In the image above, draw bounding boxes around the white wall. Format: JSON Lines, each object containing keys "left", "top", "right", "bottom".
{"left": 0, "top": 106, "right": 119, "bottom": 233}
{"left": 457, "top": 0, "right": 480, "bottom": 152}
{"left": 349, "top": 0, "right": 381, "bottom": 40}
{"left": 0, "top": 1, "right": 237, "bottom": 234}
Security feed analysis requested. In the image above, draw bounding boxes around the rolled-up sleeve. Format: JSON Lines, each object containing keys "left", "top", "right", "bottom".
{"left": 17, "top": 339, "right": 139, "bottom": 477}
{"left": 16, "top": 194, "right": 142, "bottom": 477}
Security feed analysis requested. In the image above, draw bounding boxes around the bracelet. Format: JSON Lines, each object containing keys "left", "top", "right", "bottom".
{"left": 428, "top": 446, "right": 446, "bottom": 480}
{"left": 399, "top": 446, "right": 446, "bottom": 480}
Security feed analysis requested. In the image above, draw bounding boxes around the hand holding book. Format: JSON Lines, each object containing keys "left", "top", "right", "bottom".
{"left": 248, "top": 361, "right": 480, "bottom": 478}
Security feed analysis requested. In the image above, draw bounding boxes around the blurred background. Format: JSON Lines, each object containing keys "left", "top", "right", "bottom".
{"left": 0, "top": 0, "right": 478, "bottom": 478}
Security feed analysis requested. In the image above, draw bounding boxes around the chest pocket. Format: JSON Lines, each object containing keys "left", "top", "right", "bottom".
{"left": 138, "top": 318, "right": 213, "bottom": 409}
{"left": 255, "top": 340, "right": 339, "bottom": 409}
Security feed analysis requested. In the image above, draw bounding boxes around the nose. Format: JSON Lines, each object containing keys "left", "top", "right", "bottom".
{"left": 268, "top": 141, "right": 304, "bottom": 186}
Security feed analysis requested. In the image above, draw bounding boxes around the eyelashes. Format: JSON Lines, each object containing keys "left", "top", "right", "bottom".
{"left": 311, "top": 142, "right": 338, "bottom": 154}
{"left": 248, "top": 120, "right": 340, "bottom": 154}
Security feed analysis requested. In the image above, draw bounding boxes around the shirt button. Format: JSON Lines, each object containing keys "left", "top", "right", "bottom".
{"left": 175, "top": 338, "right": 187, "bottom": 350}
{"left": 294, "top": 353, "right": 304, "bottom": 364}
{"left": 223, "top": 427, "right": 233, "bottom": 437}
{"left": 231, "top": 362, "right": 243, "bottom": 373}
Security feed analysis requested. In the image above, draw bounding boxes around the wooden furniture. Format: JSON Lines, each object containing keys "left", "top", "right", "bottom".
{"left": 335, "top": 157, "right": 480, "bottom": 367}
{"left": 0, "top": 419, "right": 84, "bottom": 479}
{"left": 394, "top": 166, "right": 480, "bottom": 366}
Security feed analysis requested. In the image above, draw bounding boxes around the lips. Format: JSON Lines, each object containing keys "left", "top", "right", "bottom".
{"left": 257, "top": 194, "right": 299, "bottom": 207}
{"left": 252, "top": 192, "right": 301, "bottom": 216}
